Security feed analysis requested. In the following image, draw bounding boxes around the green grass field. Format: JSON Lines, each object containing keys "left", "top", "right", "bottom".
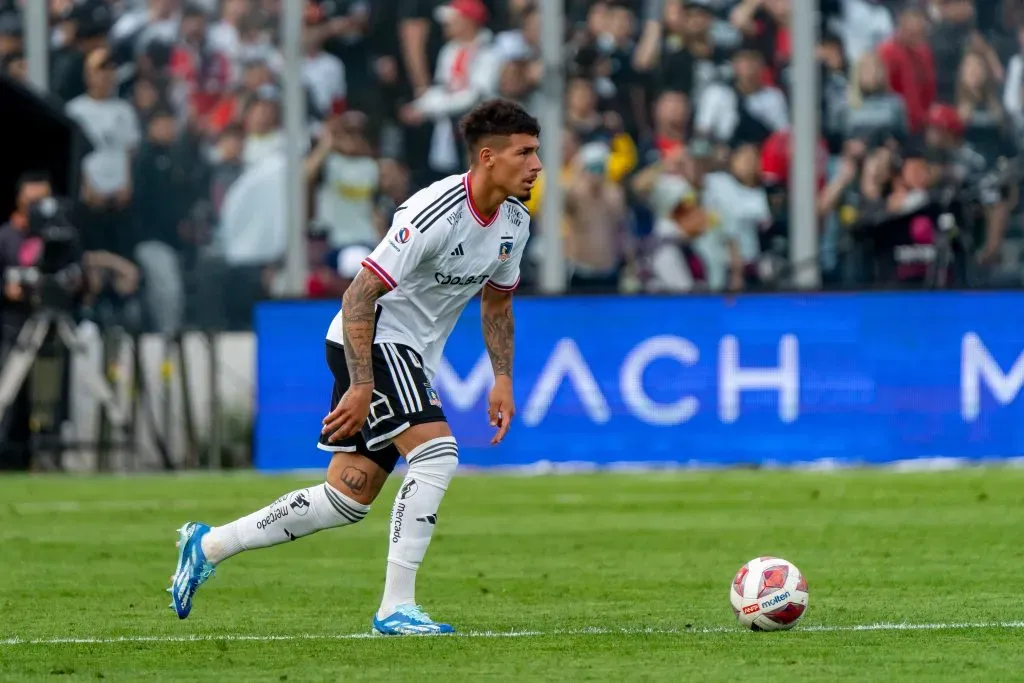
{"left": 2, "top": 468, "right": 1024, "bottom": 682}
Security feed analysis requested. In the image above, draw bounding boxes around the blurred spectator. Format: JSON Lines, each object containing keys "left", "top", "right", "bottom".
{"left": 702, "top": 143, "right": 771, "bottom": 291}
{"left": 66, "top": 47, "right": 141, "bottom": 259}
{"left": 317, "top": 0, "right": 371, "bottom": 111}
{"left": 946, "top": 47, "right": 1019, "bottom": 268}
{"left": 635, "top": 0, "right": 732, "bottom": 113}
{"left": 956, "top": 50, "right": 1012, "bottom": 166}
{"left": 208, "top": 123, "right": 247, "bottom": 222}
{"left": 307, "top": 110, "right": 381, "bottom": 249}
{"left": 695, "top": 46, "right": 788, "bottom": 148}
{"left": 817, "top": 31, "right": 851, "bottom": 153}
{"left": 169, "top": 2, "right": 232, "bottom": 133}
{"left": 641, "top": 89, "right": 690, "bottom": 167}
{"left": 730, "top": 0, "right": 791, "bottom": 82}
{"left": 235, "top": 8, "right": 282, "bottom": 71}
{"left": 495, "top": 2, "right": 543, "bottom": 113}
{"left": 829, "top": 0, "right": 893, "bottom": 67}
{"left": 0, "top": 10, "right": 21, "bottom": 62}
{"left": 930, "top": 0, "right": 1004, "bottom": 106}
{"left": 833, "top": 50, "right": 908, "bottom": 150}
{"left": 568, "top": 1, "right": 641, "bottom": 136}
{"left": 641, "top": 153, "right": 710, "bottom": 293}
{"left": 878, "top": 7, "right": 935, "bottom": 133}
{"left": 1003, "top": 24, "right": 1024, "bottom": 142}
{"left": 109, "top": 0, "right": 180, "bottom": 65}
{"left": 208, "top": 0, "right": 252, "bottom": 74}
{"left": 306, "top": 240, "right": 371, "bottom": 299}
{"left": 215, "top": 146, "right": 288, "bottom": 327}
{"left": 130, "top": 75, "right": 169, "bottom": 124}
{"left": 0, "top": 47, "right": 23, "bottom": 81}
{"left": 376, "top": 156, "right": 412, "bottom": 229}
{"left": 0, "top": 173, "right": 53, "bottom": 472}
{"left": 400, "top": 0, "right": 500, "bottom": 184}
{"left": 564, "top": 142, "right": 630, "bottom": 292}
{"left": 242, "top": 83, "right": 284, "bottom": 167}
{"left": 50, "top": 0, "right": 114, "bottom": 103}
{"left": 131, "top": 106, "right": 188, "bottom": 334}
{"left": 301, "top": 2, "right": 347, "bottom": 121}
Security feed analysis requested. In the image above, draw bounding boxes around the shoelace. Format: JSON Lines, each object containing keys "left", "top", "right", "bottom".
{"left": 196, "top": 562, "right": 215, "bottom": 583}
{"left": 396, "top": 604, "right": 432, "bottom": 623}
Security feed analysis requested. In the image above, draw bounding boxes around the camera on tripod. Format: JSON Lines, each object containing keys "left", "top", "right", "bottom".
{"left": 4, "top": 196, "right": 84, "bottom": 312}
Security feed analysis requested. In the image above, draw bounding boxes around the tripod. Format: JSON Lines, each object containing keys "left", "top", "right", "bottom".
{"left": 0, "top": 309, "right": 128, "bottom": 466}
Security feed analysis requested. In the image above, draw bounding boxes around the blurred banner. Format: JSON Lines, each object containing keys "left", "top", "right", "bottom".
{"left": 254, "top": 293, "right": 1024, "bottom": 470}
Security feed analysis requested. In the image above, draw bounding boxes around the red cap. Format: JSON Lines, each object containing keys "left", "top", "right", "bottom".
{"left": 438, "top": 0, "right": 489, "bottom": 25}
{"left": 926, "top": 104, "right": 965, "bottom": 137}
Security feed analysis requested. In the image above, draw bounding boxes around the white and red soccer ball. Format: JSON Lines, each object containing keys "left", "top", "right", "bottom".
{"left": 730, "top": 556, "right": 809, "bottom": 631}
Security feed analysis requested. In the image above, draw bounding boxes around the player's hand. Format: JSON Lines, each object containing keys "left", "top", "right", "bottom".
{"left": 322, "top": 384, "right": 373, "bottom": 443}
{"left": 487, "top": 376, "right": 515, "bottom": 446}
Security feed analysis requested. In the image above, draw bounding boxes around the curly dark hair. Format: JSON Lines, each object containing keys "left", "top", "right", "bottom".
{"left": 459, "top": 99, "right": 541, "bottom": 155}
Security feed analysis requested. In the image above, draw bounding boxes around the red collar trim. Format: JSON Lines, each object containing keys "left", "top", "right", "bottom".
{"left": 463, "top": 173, "right": 499, "bottom": 227}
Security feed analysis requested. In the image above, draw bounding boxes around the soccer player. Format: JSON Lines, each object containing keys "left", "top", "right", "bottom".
{"left": 168, "top": 99, "right": 541, "bottom": 635}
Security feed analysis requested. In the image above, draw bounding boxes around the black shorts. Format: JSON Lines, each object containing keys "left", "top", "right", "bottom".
{"left": 318, "top": 341, "right": 447, "bottom": 473}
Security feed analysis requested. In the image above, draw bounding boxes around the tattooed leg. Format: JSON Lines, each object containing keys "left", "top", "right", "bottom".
{"left": 199, "top": 453, "right": 386, "bottom": 565}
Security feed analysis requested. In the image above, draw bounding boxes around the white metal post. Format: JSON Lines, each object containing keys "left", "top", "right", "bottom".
{"left": 24, "top": 0, "right": 48, "bottom": 92}
{"left": 538, "top": 0, "right": 566, "bottom": 293}
{"left": 789, "top": 4, "right": 820, "bottom": 289}
{"left": 281, "top": 1, "right": 309, "bottom": 296}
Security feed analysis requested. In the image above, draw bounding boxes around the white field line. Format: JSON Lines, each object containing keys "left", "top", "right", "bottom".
{"left": 3, "top": 622, "right": 1024, "bottom": 646}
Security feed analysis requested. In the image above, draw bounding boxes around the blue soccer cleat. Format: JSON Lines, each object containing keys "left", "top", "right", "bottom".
{"left": 372, "top": 604, "right": 455, "bottom": 636}
{"left": 167, "top": 522, "right": 215, "bottom": 619}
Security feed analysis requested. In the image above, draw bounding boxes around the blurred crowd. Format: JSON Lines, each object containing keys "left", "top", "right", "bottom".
{"left": 2, "top": 0, "right": 1024, "bottom": 332}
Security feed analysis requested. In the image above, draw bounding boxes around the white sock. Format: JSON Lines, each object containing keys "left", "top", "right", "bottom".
{"left": 378, "top": 436, "right": 459, "bottom": 617}
{"left": 201, "top": 483, "right": 370, "bottom": 564}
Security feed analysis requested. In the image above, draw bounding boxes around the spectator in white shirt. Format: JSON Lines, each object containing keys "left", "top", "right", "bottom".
{"left": 399, "top": 0, "right": 500, "bottom": 182}
{"left": 301, "top": 3, "right": 347, "bottom": 121}
{"left": 66, "top": 47, "right": 141, "bottom": 259}
{"left": 306, "top": 111, "right": 382, "bottom": 249}
{"left": 701, "top": 144, "right": 772, "bottom": 291}
{"left": 207, "top": 0, "right": 251, "bottom": 78}
{"left": 696, "top": 46, "right": 789, "bottom": 148}
{"left": 242, "top": 84, "right": 284, "bottom": 167}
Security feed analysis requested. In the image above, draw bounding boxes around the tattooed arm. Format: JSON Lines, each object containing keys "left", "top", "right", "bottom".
{"left": 481, "top": 284, "right": 514, "bottom": 377}
{"left": 322, "top": 268, "right": 389, "bottom": 442}
{"left": 481, "top": 284, "right": 516, "bottom": 444}
{"left": 341, "top": 268, "right": 389, "bottom": 385}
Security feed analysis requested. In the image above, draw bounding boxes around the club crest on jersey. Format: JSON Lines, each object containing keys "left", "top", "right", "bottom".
{"left": 394, "top": 227, "right": 412, "bottom": 244}
{"left": 424, "top": 383, "right": 442, "bottom": 408}
{"left": 498, "top": 240, "right": 513, "bottom": 262}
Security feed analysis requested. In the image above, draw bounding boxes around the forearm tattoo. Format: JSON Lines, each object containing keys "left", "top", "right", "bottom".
{"left": 482, "top": 296, "right": 514, "bottom": 377}
{"left": 342, "top": 269, "right": 388, "bottom": 386}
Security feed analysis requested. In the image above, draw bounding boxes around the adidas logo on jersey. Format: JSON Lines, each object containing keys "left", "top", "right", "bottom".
{"left": 450, "top": 243, "right": 465, "bottom": 257}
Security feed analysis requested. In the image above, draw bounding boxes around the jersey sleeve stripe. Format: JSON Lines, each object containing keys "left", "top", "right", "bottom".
{"left": 486, "top": 276, "right": 520, "bottom": 292}
{"left": 416, "top": 192, "right": 466, "bottom": 232}
{"left": 361, "top": 258, "right": 397, "bottom": 290}
{"left": 409, "top": 184, "right": 463, "bottom": 227}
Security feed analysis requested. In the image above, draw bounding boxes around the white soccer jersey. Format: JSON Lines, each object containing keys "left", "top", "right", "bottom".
{"left": 326, "top": 172, "right": 530, "bottom": 379}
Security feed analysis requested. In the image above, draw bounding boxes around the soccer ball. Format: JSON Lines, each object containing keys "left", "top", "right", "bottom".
{"left": 730, "top": 556, "right": 809, "bottom": 631}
